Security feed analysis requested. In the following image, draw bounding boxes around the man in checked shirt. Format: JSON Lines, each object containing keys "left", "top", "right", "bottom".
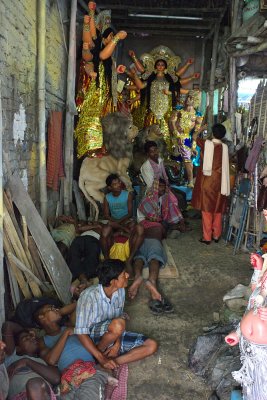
{"left": 75, "top": 259, "right": 158, "bottom": 369}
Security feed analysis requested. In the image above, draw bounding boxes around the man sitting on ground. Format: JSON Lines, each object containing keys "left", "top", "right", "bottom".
{"left": 101, "top": 174, "right": 144, "bottom": 267}
{"left": 74, "top": 259, "right": 158, "bottom": 369}
{"left": 138, "top": 178, "right": 185, "bottom": 235}
{"left": 2, "top": 321, "right": 60, "bottom": 400}
{"left": 34, "top": 304, "right": 109, "bottom": 399}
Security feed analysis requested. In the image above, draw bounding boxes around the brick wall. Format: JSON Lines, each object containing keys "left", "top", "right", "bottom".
{"left": 0, "top": 0, "right": 69, "bottom": 208}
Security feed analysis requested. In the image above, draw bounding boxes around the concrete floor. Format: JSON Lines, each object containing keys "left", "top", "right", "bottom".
{"left": 125, "top": 219, "right": 251, "bottom": 400}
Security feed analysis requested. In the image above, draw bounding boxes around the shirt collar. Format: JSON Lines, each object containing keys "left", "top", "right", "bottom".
{"left": 99, "top": 284, "right": 119, "bottom": 304}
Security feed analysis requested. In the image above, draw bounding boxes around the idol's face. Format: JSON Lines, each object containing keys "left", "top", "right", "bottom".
{"left": 155, "top": 60, "right": 166, "bottom": 72}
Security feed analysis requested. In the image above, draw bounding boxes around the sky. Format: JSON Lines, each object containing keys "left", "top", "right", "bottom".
{"left": 238, "top": 78, "right": 262, "bottom": 104}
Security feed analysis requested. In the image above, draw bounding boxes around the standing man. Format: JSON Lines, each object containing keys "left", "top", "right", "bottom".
{"left": 191, "top": 123, "right": 230, "bottom": 244}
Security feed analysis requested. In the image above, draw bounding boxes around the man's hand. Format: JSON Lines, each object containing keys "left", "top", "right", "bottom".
{"left": 99, "top": 354, "right": 118, "bottom": 369}
{"left": 104, "top": 341, "right": 121, "bottom": 359}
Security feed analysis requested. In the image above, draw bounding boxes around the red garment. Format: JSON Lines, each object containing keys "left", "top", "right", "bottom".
{"left": 46, "top": 111, "right": 65, "bottom": 191}
{"left": 60, "top": 359, "right": 96, "bottom": 394}
{"left": 192, "top": 137, "right": 227, "bottom": 213}
{"left": 105, "top": 364, "right": 128, "bottom": 400}
{"left": 202, "top": 211, "right": 222, "bottom": 241}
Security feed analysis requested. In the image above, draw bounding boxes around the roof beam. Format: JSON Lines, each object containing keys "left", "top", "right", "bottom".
{"left": 97, "top": 5, "right": 225, "bottom": 14}
{"left": 126, "top": 29, "right": 207, "bottom": 37}
{"left": 116, "top": 22, "right": 212, "bottom": 30}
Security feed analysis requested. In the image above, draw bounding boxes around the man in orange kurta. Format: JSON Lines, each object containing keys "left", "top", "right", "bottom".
{"left": 191, "top": 124, "right": 230, "bottom": 244}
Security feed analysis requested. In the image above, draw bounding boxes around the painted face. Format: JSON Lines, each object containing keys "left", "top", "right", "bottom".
{"left": 148, "top": 145, "right": 159, "bottom": 163}
{"left": 109, "top": 178, "right": 122, "bottom": 194}
{"left": 158, "top": 182, "right": 166, "bottom": 197}
{"left": 155, "top": 61, "right": 166, "bottom": 72}
{"left": 185, "top": 95, "right": 194, "bottom": 107}
{"left": 115, "top": 270, "right": 129, "bottom": 288}
{"left": 17, "top": 331, "right": 38, "bottom": 355}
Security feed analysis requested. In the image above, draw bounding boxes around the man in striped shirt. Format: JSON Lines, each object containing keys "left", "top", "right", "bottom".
{"left": 75, "top": 259, "right": 158, "bottom": 369}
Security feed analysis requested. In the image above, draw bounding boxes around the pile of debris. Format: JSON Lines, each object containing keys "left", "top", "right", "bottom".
{"left": 188, "top": 284, "right": 251, "bottom": 399}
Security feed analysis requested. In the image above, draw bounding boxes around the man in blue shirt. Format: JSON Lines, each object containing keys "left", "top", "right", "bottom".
{"left": 75, "top": 259, "right": 158, "bottom": 369}
{"left": 35, "top": 304, "right": 108, "bottom": 399}
{"left": 101, "top": 174, "right": 144, "bottom": 268}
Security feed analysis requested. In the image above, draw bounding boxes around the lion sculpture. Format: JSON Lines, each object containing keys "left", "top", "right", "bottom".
{"left": 79, "top": 112, "right": 138, "bottom": 220}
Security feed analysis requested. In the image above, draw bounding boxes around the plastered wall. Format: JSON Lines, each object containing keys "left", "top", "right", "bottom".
{"left": 0, "top": 0, "right": 69, "bottom": 207}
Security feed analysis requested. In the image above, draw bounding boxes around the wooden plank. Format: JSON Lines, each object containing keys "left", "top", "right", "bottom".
{"left": 8, "top": 253, "right": 43, "bottom": 288}
{"left": 3, "top": 192, "right": 41, "bottom": 279}
{"left": 3, "top": 205, "right": 41, "bottom": 297}
{"left": 6, "top": 257, "right": 20, "bottom": 307}
{"left": 7, "top": 175, "right": 72, "bottom": 303}
{"left": 28, "top": 237, "right": 46, "bottom": 281}
{"left": 21, "top": 216, "right": 28, "bottom": 247}
{"left": 3, "top": 235, "right": 31, "bottom": 299}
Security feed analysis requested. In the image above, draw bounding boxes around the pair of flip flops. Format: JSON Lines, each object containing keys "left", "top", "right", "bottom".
{"left": 149, "top": 298, "right": 174, "bottom": 315}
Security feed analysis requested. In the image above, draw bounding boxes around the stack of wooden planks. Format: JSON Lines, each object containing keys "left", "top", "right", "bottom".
{"left": 4, "top": 190, "right": 44, "bottom": 304}
{"left": 4, "top": 175, "right": 72, "bottom": 307}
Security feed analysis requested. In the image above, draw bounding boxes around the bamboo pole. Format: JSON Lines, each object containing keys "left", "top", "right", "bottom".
{"left": 199, "top": 39, "right": 206, "bottom": 90}
{"left": 0, "top": 82, "right": 4, "bottom": 326}
{"left": 63, "top": 0, "right": 77, "bottom": 215}
{"left": 38, "top": 0, "right": 48, "bottom": 223}
{"left": 229, "top": 0, "right": 242, "bottom": 137}
{"left": 208, "top": 22, "right": 220, "bottom": 131}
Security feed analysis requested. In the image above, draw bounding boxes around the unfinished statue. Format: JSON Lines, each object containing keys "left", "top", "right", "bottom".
{"left": 225, "top": 245, "right": 267, "bottom": 400}
{"left": 79, "top": 112, "right": 138, "bottom": 220}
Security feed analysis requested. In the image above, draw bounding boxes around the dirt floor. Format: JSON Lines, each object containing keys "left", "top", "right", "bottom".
{"left": 125, "top": 217, "right": 251, "bottom": 400}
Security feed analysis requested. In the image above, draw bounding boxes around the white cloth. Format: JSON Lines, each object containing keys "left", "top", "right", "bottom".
{"left": 80, "top": 230, "right": 100, "bottom": 241}
{"left": 203, "top": 138, "right": 230, "bottom": 196}
{"left": 140, "top": 158, "right": 164, "bottom": 189}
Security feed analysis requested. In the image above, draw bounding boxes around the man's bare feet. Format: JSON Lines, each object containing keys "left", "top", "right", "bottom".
{"left": 145, "top": 279, "right": 162, "bottom": 301}
{"left": 128, "top": 276, "right": 143, "bottom": 299}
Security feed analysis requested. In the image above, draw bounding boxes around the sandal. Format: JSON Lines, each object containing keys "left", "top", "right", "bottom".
{"left": 149, "top": 299, "right": 164, "bottom": 315}
{"left": 199, "top": 238, "right": 211, "bottom": 245}
{"left": 161, "top": 298, "right": 174, "bottom": 313}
